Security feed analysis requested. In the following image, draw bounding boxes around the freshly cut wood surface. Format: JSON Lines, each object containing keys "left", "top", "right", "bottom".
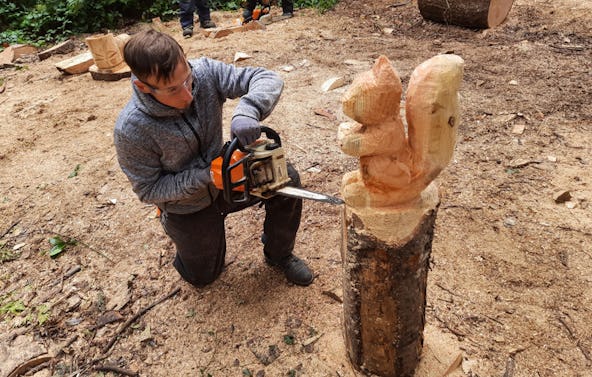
{"left": 55, "top": 51, "right": 94, "bottom": 74}
{"left": 406, "top": 54, "right": 464, "bottom": 186}
{"left": 338, "top": 54, "right": 463, "bottom": 208}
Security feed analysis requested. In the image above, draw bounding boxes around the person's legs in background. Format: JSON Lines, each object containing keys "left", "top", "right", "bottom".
{"left": 179, "top": 0, "right": 196, "bottom": 37}
{"left": 195, "top": 0, "right": 216, "bottom": 28}
{"left": 242, "top": 0, "right": 258, "bottom": 21}
{"left": 281, "top": 0, "right": 293, "bottom": 17}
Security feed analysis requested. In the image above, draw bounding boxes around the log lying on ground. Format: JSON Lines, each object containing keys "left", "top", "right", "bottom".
{"left": 0, "top": 44, "right": 37, "bottom": 65}
{"left": 55, "top": 52, "right": 94, "bottom": 75}
{"left": 203, "top": 21, "right": 266, "bottom": 38}
{"left": 38, "top": 39, "right": 76, "bottom": 61}
{"left": 418, "top": 0, "right": 515, "bottom": 28}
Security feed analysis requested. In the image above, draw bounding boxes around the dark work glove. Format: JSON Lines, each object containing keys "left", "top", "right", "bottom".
{"left": 231, "top": 116, "right": 261, "bottom": 147}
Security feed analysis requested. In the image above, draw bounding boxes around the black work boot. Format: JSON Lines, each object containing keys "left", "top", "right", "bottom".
{"left": 266, "top": 254, "right": 314, "bottom": 286}
{"left": 242, "top": 9, "right": 253, "bottom": 23}
{"left": 182, "top": 27, "right": 193, "bottom": 38}
{"left": 200, "top": 19, "right": 216, "bottom": 28}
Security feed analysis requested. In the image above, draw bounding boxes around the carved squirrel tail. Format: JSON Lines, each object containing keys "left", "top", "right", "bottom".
{"left": 405, "top": 54, "right": 464, "bottom": 184}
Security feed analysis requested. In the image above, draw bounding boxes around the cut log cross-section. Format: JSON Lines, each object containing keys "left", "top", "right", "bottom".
{"left": 418, "top": 0, "right": 515, "bottom": 29}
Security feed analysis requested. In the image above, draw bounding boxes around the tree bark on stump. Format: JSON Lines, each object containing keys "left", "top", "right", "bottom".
{"left": 342, "top": 183, "right": 439, "bottom": 377}
{"left": 418, "top": 0, "right": 515, "bottom": 28}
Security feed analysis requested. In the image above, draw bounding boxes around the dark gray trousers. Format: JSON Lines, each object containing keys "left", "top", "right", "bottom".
{"left": 160, "top": 164, "right": 302, "bottom": 287}
{"left": 179, "top": 0, "right": 212, "bottom": 29}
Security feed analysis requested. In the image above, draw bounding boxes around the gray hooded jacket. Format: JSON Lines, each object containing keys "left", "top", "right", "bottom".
{"left": 114, "top": 57, "right": 283, "bottom": 214}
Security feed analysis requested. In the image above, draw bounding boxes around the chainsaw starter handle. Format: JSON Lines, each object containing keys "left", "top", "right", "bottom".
{"left": 221, "top": 126, "right": 280, "bottom": 204}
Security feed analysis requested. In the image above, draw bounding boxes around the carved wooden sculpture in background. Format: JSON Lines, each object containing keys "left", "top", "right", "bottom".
{"left": 338, "top": 54, "right": 464, "bottom": 377}
{"left": 85, "top": 33, "right": 131, "bottom": 81}
{"left": 418, "top": 0, "right": 515, "bottom": 29}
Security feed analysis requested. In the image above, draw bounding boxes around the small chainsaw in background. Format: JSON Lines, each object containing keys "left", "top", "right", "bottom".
{"left": 211, "top": 127, "right": 344, "bottom": 205}
{"left": 241, "top": 0, "right": 271, "bottom": 24}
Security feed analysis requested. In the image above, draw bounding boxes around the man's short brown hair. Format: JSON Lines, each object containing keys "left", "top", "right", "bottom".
{"left": 123, "top": 29, "right": 186, "bottom": 83}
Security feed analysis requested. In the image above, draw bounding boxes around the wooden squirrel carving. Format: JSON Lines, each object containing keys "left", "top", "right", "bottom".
{"left": 338, "top": 54, "right": 464, "bottom": 208}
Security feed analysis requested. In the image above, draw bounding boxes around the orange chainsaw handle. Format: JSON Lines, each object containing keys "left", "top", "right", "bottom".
{"left": 210, "top": 148, "right": 247, "bottom": 191}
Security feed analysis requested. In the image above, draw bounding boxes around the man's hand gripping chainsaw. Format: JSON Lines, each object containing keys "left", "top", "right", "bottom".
{"left": 211, "top": 126, "right": 343, "bottom": 205}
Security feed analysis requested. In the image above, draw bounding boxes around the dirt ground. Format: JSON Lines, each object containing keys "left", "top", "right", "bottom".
{"left": 1, "top": 0, "right": 591, "bottom": 376}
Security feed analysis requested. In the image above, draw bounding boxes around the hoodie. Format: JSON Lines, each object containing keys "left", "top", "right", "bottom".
{"left": 114, "top": 57, "right": 283, "bottom": 214}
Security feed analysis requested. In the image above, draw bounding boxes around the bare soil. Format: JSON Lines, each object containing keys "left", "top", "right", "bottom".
{"left": 1, "top": 0, "right": 591, "bottom": 376}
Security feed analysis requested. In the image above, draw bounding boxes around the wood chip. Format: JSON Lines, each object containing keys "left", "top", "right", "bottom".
{"left": 511, "top": 124, "right": 525, "bottom": 134}
{"left": 553, "top": 190, "right": 571, "bottom": 203}
{"left": 321, "top": 77, "right": 345, "bottom": 92}
{"left": 302, "top": 333, "right": 323, "bottom": 347}
{"left": 313, "top": 108, "right": 337, "bottom": 121}
{"left": 442, "top": 352, "right": 463, "bottom": 376}
{"left": 234, "top": 52, "right": 252, "bottom": 62}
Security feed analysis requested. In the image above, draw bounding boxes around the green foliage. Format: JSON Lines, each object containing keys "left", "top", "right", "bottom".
{"left": 46, "top": 236, "right": 77, "bottom": 258}
{"left": 24, "top": 303, "right": 51, "bottom": 326}
{"left": 0, "top": 294, "right": 52, "bottom": 326}
{"left": 36, "top": 304, "right": 51, "bottom": 325}
{"left": 209, "top": 0, "right": 242, "bottom": 11}
{"left": 147, "top": 0, "right": 178, "bottom": 20}
{"left": 209, "top": 0, "right": 340, "bottom": 12}
{"left": 294, "top": 0, "right": 340, "bottom": 13}
{"left": 68, "top": 164, "right": 81, "bottom": 178}
{"left": 283, "top": 334, "right": 295, "bottom": 345}
{"left": 0, "top": 0, "right": 340, "bottom": 46}
{"left": 0, "top": 0, "right": 177, "bottom": 45}
{"left": 0, "top": 244, "right": 19, "bottom": 263}
{"left": 0, "top": 298, "right": 25, "bottom": 316}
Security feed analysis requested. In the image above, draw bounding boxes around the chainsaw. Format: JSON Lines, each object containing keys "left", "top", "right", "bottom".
{"left": 241, "top": 0, "right": 271, "bottom": 24}
{"left": 211, "top": 127, "right": 344, "bottom": 205}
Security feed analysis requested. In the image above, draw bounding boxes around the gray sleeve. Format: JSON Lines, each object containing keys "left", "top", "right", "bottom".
{"left": 197, "top": 57, "right": 284, "bottom": 121}
{"left": 114, "top": 116, "right": 211, "bottom": 206}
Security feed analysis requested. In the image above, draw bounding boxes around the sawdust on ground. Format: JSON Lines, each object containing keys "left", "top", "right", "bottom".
{"left": 1, "top": 0, "right": 591, "bottom": 376}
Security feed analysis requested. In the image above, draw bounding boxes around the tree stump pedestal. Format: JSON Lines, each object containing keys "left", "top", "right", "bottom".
{"left": 342, "top": 183, "right": 439, "bottom": 377}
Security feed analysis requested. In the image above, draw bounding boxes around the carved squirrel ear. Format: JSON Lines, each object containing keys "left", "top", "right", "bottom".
{"left": 371, "top": 55, "right": 399, "bottom": 85}
{"left": 342, "top": 55, "right": 402, "bottom": 125}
